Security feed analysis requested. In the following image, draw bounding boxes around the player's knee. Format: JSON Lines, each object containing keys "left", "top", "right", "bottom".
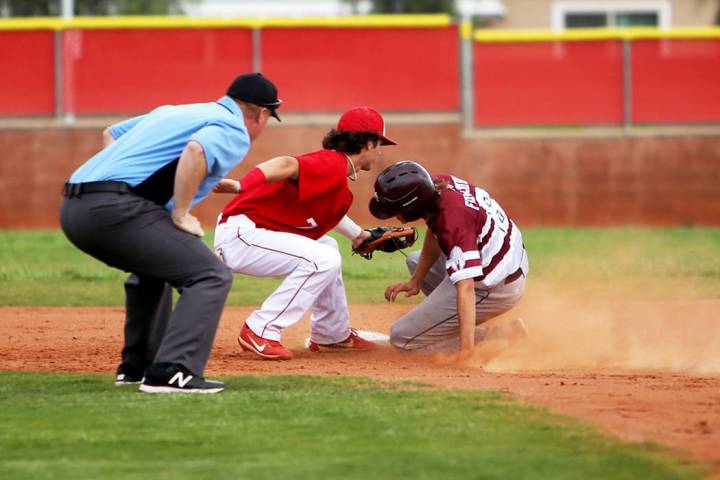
{"left": 182, "top": 261, "right": 233, "bottom": 302}
{"left": 208, "top": 261, "right": 234, "bottom": 293}
{"left": 218, "top": 263, "right": 234, "bottom": 286}
{"left": 389, "top": 322, "right": 412, "bottom": 350}
{"left": 313, "top": 247, "right": 342, "bottom": 275}
{"left": 326, "top": 249, "right": 342, "bottom": 272}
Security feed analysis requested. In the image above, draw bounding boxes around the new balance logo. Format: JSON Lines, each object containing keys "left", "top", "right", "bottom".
{"left": 169, "top": 372, "right": 193, "bottom": 388}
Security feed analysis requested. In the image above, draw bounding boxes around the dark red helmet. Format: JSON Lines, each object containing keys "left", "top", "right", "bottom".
{"left": 369, "top": 161, "right": 437, "bottom": 222}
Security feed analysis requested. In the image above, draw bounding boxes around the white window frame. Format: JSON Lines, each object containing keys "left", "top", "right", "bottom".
{"left": 551, "top": 1, "right": 671, "bottom": 31}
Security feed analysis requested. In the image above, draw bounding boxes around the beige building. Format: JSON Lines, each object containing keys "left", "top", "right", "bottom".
{"left": 490, "top": 0, "right": 717, "bottom": 29}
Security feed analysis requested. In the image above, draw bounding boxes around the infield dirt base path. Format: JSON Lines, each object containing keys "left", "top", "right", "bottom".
{"left": 2, "top": 302, "right": 719, "bottom": 476}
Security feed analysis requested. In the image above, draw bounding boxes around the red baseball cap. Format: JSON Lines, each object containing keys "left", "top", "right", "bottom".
{"left": 336, "top": 106, "right": 397, "bottom": 146}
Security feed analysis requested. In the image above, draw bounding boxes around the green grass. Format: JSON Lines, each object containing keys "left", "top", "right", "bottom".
{"left": 0, "top": 229, "right": 414, "bottom": 306}
{"left": 525, "top": 227, "right": 720, "bottom": 298}
{"left": 528, "top": 227, "right": 720, "bottom": 278}
{"left": 1, "top": 227, "right": 718, "bottom": 306}
{"left": 0, "top": 372, "right": 703, "bottom": 480}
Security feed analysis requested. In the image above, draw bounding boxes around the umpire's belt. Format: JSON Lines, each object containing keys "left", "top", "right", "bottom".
{"left": 62, "top": 181, "right": 132, "bottom": 198}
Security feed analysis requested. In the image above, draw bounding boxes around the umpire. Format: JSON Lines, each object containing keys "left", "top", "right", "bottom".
{"left": 60, "top": 73, "right": 281, "bottom": 394}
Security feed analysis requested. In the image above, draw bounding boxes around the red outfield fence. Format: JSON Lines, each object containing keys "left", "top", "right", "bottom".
{"left": 62, "top": 28, "right": 254, "bottom": 114}
{"left": 1, "top": 17, "right": 719, "bottom": 127}
{"left": 473, "top": 40, "right": 625, "bottom": 126}
{"left": 631, "top": 38, "right": 720, "bottom": 123}
{"left": 472, "top": 28, "right": 720, "bottom": 127}
{"left": 1, "top": 30, "right": 55, "bottom": 115}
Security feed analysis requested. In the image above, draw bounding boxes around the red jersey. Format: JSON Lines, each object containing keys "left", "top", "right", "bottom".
{"left": 221, "top": 149, "right": 352, "bottom": 240}
{"left": 428, "top": 174, "right": 524, "bottom": 289}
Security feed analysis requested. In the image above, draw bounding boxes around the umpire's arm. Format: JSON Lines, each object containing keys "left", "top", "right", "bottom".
{"left": 172, "top": 140, "right": 207, "bottom": 237}
{"left": 102, "top": 128, "right": 115, "bottom": 148}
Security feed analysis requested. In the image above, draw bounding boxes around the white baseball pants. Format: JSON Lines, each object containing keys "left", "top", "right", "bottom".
{"left": 214, "top": 214, "right": 351, "bottom": 344}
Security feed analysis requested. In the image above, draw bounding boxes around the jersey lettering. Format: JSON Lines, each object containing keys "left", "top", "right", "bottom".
{"left": 450, "top": 176, "right": 480, "bottom": 211}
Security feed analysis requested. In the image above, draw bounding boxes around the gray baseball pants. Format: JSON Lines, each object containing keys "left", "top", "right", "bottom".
{"left": 390, "top": 251, "right": 528, "bottom": 351}
{"left": 60, "top": 188, "right": 232, "bottom": 376}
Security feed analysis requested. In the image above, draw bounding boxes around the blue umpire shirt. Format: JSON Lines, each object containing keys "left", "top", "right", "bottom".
{"left": 69, "top": 96, "right": 250, "bottom": 209}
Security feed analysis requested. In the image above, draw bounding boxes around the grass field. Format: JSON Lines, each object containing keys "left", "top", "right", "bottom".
{"left": 1, "top": 227, "right": 717, "bottom": 479}
{"left": 0, "top": 372, "right": 704, "bottom": 480}
{"left": 0, "top": 227, "right": 718, "bottom": 306}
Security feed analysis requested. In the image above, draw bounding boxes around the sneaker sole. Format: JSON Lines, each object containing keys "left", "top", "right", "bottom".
{"left": 139, "top": 384, "right": 224, "bottom": 394}
{"left": 237, "top": 336, "right": 292, "bottom": 360}
{"left": 308, "top": 343, "right": 376, "bottom": 352}
{"left": 115, "top": 380, "right": 143, "bottom": 385}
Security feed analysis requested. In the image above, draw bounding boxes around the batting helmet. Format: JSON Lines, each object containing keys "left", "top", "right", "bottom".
{"left": 369, "top": 161, "right": 437, "bottom": 222}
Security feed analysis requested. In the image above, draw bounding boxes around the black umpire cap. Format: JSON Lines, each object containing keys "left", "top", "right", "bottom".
{"left": 227, "top": 73, "right": 282, "bottom": 121}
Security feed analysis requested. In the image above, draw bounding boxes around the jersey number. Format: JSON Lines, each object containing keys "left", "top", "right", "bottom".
{"left": 475, "top": 187, "right": 509, "bottom": 233}
{"left": 294, "top": 217, "right": 318, "bottom": 229}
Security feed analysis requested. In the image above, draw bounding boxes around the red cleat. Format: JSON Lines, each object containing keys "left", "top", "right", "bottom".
{"left": 237, "top": 323, "right": 293, "bottom": 360}
{"left": 308, "top": 329, "right": 378, "bottom": 352}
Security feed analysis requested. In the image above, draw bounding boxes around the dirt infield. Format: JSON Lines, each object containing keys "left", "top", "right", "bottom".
{"left": 2, "top": 289, "right": 719, "bottom": 473}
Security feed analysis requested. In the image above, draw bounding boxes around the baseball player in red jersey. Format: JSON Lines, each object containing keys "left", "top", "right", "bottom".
{"left": 213, "top": 107, "right": 396, "bottom": 360}
{"left": 370, "top": 161, "right": 529, "bottom": 360}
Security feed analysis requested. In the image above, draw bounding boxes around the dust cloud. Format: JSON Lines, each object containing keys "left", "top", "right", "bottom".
{"left": 475, "top": 280, "right": 720, "bottom": 374}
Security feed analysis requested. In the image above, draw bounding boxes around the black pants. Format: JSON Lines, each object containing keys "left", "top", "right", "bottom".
{"left": 60, "top": 189, "right": 232, "bottom": 376}
{"left": 121, "top": 274, "right": 172, "bottom": 374}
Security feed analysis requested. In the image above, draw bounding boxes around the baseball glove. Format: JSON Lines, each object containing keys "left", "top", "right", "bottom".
{"left": 353, "top": 226, "right": 418, "bottom": 260}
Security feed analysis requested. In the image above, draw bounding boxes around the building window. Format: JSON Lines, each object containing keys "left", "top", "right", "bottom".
{"left": 552, "top": 1, "right": 670, "bottom": 30}
{"left": 615, "top": 11, "right": 659, "bottom": 26}
{"left": 565, "top": 12, "right": 607, "bottom": 28}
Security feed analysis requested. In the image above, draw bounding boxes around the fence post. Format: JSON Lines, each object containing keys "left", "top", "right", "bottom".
{"left": 252, "top": 27, "right": 262, "bottom": 73}
{"left": 59, "top": 0, "right": 76, "bottom": 123}
{"left": 54, "top": 30, "right": 64, "bottom": 120}
{"left": 622, "top": 38, "right": 633, "bottom": 131}
{"left": 61, "top": 0, "right": 73, "bottom": 19}
{"left": 460, "top": 18, "right": 474, "bottom": 134}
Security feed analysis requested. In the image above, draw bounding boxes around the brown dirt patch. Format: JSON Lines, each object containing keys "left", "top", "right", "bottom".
{"left": 2, "top": 296, "right": 720, "bottom": 474}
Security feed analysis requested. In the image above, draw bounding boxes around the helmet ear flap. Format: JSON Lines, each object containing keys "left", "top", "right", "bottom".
{"left": 369, "top": 195, "right": 395, "bottom": 220}
{"left": 370, "top": 161, "right": 435, "bottom": 221}
{"left": 397, "top": 185, "right": 438, "bottom": 222}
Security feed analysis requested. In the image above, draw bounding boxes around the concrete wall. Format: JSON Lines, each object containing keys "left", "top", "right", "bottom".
{"left": 494, "top": 0, "right": 717, "bottom": 29}
{"left": 1, "top": 125, "right": 719, "bottom": 229}
{"left": 674, "top": 0, "right": 718, "bottom": 26}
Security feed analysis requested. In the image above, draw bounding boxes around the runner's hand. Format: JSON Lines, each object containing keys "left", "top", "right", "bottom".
{"left": 385, "top": 278, "right": 420, "bottom": 302}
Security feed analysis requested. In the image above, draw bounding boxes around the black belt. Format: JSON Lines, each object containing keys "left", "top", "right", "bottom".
{"left": 504, "top": 267, "right": 525, "bottom": 285}
{"left": 62, "top": 181, "right": 132, "bottom": 198}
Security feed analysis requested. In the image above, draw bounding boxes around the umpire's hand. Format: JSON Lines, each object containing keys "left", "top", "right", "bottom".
{"left": 172, "top": 211, "right": 205, "bottom": 237}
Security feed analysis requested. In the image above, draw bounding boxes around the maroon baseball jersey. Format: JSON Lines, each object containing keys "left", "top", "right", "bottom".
{"left": 428, "top": 174, "right": 524, "bottom": 288}
{"left": 221, "top": 149, "right": 352, "bottom": 240}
